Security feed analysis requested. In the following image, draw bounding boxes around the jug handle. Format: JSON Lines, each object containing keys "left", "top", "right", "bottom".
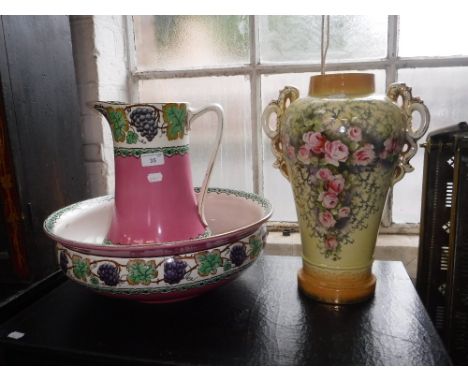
{"left": 188, "top": 104, "right": 224, "bottom": 227}
{"left": 261, "top": 86, "right": 300, "bottom": 181}
{"left": 387, "top": 83, "right": 430, "bottom": 184}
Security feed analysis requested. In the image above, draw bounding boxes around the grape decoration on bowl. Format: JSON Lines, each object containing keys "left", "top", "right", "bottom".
{"left": 229, "top": 244, "right": 247, "bottom": 267}
{"left": 97, "top": 264, "right": 121, "bottom": 286}
{"left": 163, "top": 258, "right": 188, "bottom": 285}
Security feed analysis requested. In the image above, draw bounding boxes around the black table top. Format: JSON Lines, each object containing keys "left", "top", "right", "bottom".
{"left": 0, "top": 255, "right": 451, "bottom": 365}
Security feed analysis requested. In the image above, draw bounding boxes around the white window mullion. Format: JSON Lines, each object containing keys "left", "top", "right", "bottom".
{"left": 249, "top": 15, "right": 263, "bottom": 195}
{"left": 381, "top": 15, "right": 400, "bottom": 227}
{"left": 259, "top": 60, "right": 389, "bottom": 74}
{"left": 386, "top": 15, "right": 399, "bottom": 87}
{"left": 397, "top": 56, "right": 468, "bottom": 68}
{"left": 125, "top": 15, "right": 140, "bottom": 104}
{"left": 135, "top": 66, "right": 253, "bottom": 79}
{"left": 132, "top": 56, "right": 468, "bottom": 81}
{"left": 133, "top": 60, "right": 391, "bottom": 80}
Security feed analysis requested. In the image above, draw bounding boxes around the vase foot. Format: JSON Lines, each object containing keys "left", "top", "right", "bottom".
{"left": 297, "top": 267, "right": 376, "bottom": 305}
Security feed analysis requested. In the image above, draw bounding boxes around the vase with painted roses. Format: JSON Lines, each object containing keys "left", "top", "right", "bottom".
{"left": 262, "top": 73, "right": 429, "bottom": 304}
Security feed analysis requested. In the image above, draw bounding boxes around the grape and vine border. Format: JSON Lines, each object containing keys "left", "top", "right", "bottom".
{"left": 95, "top": 103, "right": 188, "bottom": 145}
{"left": 57, "top": 226, "right": 268, "bottom": 294}
{"left": 72, "top": 261, "right": 255, "bottom": 296}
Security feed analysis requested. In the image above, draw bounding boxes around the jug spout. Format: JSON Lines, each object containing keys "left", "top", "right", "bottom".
{"left": 88, "top": 101, "right": 141, "bottom": 145}
{"left": 86, "top": 100, "right": 128, "bottom": 117}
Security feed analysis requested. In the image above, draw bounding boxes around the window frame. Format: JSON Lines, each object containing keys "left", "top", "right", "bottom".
{"left": 126, "top": 15, "right": 468, "bottom": 232}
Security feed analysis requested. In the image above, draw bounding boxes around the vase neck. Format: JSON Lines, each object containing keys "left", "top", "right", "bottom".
{"left": 308, "top": 73, "right": 375, "bottom": 98}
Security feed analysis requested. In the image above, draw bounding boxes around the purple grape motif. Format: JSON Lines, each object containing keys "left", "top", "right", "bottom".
{"left": 164, "top": 258, "right": 188, "bottom": 284}
{"left": 129, "top": 107, "right": 160, "bottom": 142}
{"left": 230, "top": 245, "right": 247, "bottom": 266}
{"left": 97, "top": 264, "right": 120, "bottom": 286}
{"left": 59, "top": 251, "right": 69, "bottom": 273}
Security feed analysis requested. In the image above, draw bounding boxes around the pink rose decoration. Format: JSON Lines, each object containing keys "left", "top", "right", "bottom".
{"left": 297, "top": 145, "right": 311, "bottom": 164}
{"left": 316, "top": 168, "right": 333, "bottom": 181}
{"left": 324, "top": 140, "right": 349, "bottom": 167}
{"left": 327, "top": 174, "right": 345, "bottom": 194}
{"left": 282, "top": 135, "right": 296, "bottom": 160}
{"left": 347, "top": 126, "right": 362, "bottom": 142}
{"left": 318, "top": 211, "right": 336, "bottom": 228}
{"left": 303, "top": 132, "right": 326, "bottom": 154}
{"left": 286, "top": 145, "right": 296, "bottom": 160}
{"left": 384, "top": 137, "right": 399, "bottom": 152}
{"left": 380, "top": 137, "right": 400, "bottom": 159}
{"left": 320, "top": 191, "right": 339, "bottom": 209}
{"left": 324, "top": 236, "right": 338, "bottom": 251}
{"left": 352, "top": 144, "right": 375, "bottom": 166}
{"left": 338, "top": 206, "right": 351, "bottom": 218}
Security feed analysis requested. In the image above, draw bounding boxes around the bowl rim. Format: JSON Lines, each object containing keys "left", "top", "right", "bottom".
{"left": 43, "top": 187, "right": 273, "bottom": 255}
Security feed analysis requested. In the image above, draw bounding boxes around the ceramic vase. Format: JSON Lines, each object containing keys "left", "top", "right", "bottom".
{"left": 262, "top": 73, "right": 429, "bottom": 304}
{"left": 92, "top": 101, "right": 224, "bottom": 245}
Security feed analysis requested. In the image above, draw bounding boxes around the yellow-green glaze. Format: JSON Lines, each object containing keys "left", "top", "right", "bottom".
{"left": 282, "top": 96, "right": 405, "bottom": 269}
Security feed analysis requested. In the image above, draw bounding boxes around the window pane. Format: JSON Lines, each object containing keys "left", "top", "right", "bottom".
{"left": 399, "top": 15, "right": 468, "bottom": 57}
{"left": 259, "top": 16, "right": 387, "bottom": 63}
{"left": 134, "top": 16, "right": 250, "bottom": 70}
{"left": 393, "top": 67, "right": 468, "bottom": 223}
{"left": 262, "top": 70, "right": 386, "bottom": 221}
{"left": 139, "top": 76, "right": 253, "bottom": 192}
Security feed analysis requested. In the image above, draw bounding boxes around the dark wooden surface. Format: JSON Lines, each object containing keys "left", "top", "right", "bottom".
{"left": 0, "top": 271, "right": 65, "bottom": 325}
{"left": 0, "top": 16, "right": 87, "bottom": 283}
{"left": 0, "top": 255, "right": 451, "bottom": 365}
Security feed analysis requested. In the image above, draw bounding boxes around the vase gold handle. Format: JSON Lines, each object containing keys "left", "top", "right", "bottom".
{"left": 387, "top": 83, "right": 430, "bottom": 184}
{"left": 261, "top": 86, "right": 300, "bottom": 181}
{"left": 188, "top": 104, "right": 224, "bottom": 227}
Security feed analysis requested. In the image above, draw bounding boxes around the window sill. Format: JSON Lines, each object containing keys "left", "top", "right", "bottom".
{"left": 265, "top": 232, "right": 419, "bottom": 283}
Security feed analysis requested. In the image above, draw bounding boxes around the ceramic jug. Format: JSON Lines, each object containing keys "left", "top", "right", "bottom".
{"left": 92, "top": 101, "right": 224, "bottom": 245}
{"left": 262, "top": 73, "right": 429, "bottom": 304}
